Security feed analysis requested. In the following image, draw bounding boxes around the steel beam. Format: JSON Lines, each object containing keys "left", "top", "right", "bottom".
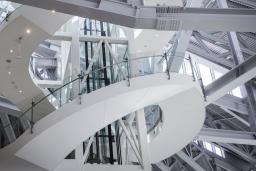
{"left": 229, "top": 0, "right": 256, "bottom": 8}
{"left": 176, "top": 151, "right": 205, "bottom": 171}
{"left": 9, "top": 0, "right": 256, "bottom": 32}
{"left": 218, "top": 0, "right": 256, "bottom": 132}
{"left": 167, "top": 0, "right": 203, "bottom": 72}
{"left": 221, "top": 143, "right": 256, "bottom": 163}
{"left": 197, "top": 32, "right": 256, "bottom": 57}
{"left": 214, "top": 157, "right": 240, "bottom": 171}
{"left": 213, "top": 94, "right": 249, "bottom": 115}
{"left": 245, "top": 81, "right": 256, "bottom": 131}
{"left": 188, "top": 43, "right": 234, "bottom": 69}
{"left": 205, "top": 55, "right": 256, "bottom": 103}
{"left": 53, "top": 32, "right": 129, "bottom": 45}
{"left": 220, "top": 107, "right": 250, "bottom": 127}
{"left": 135, "top": 109, "right": 151, "bottom": 169}
{"left": 198, "top": 128, "right": 256, "bottom": 146}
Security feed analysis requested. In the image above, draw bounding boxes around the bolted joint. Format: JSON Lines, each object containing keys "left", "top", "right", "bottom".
{"left": 77, "top": 74, "right": 84, "bottom": 81}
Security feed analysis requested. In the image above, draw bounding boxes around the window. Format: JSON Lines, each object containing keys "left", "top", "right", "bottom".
{"left": 232, "top": 87, "right": 243, "bottom": 98}
{"left": 202, "top": 141, "right": 225, "bottom": 158}
{"left": 213, "top": 70, "right": 223, "bottom": 80}
{"left": 198, "top": 63, "right": 213, "bottom": 86}
{"left": 204, "top": 141, "right": 213, "bottom": 152}
{"left": 214, "top": 146, "right": 222, "bottom": 157}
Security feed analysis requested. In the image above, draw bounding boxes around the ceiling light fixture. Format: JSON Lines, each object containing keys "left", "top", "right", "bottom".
{"left": 8, "top": 71, "right": 11, "bottom": 75}
{"left": 26, "top": 29, "right": 31, "bottom": 34}
{"left": 19, "top": 90, "right": 23, "bottom": 94}
{"left": 10, "top": 49, "right": 14, "bottom": 54}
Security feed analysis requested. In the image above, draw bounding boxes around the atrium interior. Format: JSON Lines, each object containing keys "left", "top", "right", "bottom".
{"left": 0, "top": 0, "right": 256, "bottom": 171}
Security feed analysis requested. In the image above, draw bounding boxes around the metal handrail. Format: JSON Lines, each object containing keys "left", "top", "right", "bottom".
{"left": 2, "top": 55, "right": 166, "bottom": 131}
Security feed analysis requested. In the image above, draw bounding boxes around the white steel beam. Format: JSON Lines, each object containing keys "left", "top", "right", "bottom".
{"left": 220, "top": 107, "right": 250, "bottom": 127}
{"left": 205, "top": 55, "right": 256, "bottom": 103}
{"left": 135, "top": 109, "right": 151, "bottom": 169}
{"left": 221, "top": 143, "right": 256, "bottom": 163}
{"left": 218, "top": 0, "right": 256, "bottom": 132}
{"left": 176, "top": 151, "right": 205, "bottom": 171}
{"left": 212, "top": 94, "right": 249, "bottom": 115}
{"left": 53, "top": 32, "right": 129, "bottom": 45}
{"left": 168, "top": 0, "right": 203, "bottom": 73}
{"left": 198, "top": 128, "right": 256, "bottom": 146}
{"left": 82, "top": 135, "right": 94, "bottom": 164}
{"left": 9, "top": 0, "right": 256, "bottom": 32}
{"left": 118, "top": 119, "right": 143, "bottom": 166}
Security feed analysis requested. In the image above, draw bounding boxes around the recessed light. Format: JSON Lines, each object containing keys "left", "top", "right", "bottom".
{"left": 51, "top": 10, "right": 56, "bottom": 13}
{"left": 26, "top": 29, "right": 31, "bottom": 34}
{"left": 8, "top": 71, "right": 11, "bottom": 75}
{"left": 19, "top": 90, "right": 23, "bottom": 94}
{"left": 10, "top": 49, "right": 14, "bottom": 54}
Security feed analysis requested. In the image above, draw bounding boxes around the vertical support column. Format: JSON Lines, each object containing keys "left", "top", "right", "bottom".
{"left": 135, "top": 109, "right": 151, "bottom": 170}
{"left": 71, "top": 18, "right": 81, "bottom": 97}
{"left": 100, "top": 21, "right": 114, "bottom": 164}
{"left": 75, "top": 143, "right": 84, "bottom": 165}
{"left": 0, "top": 113, "right": 16, "bottom": 143}
{"left": 71, "top": 18, "right": 81, "bottom": 76}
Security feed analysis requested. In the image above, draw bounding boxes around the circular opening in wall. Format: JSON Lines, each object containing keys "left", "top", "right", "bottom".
{"left": 144, "top": 104, "right": 163, "bottom": 142}
{"left": 6, "top": 59, "right": 12, "bottom": 63}
{"left": 144, "top": 104, "right": 162, "bottom": 132}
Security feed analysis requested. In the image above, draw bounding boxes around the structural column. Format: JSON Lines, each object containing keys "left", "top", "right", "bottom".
{"left": 135, "top": 109, "right": 151, "bottom": 170}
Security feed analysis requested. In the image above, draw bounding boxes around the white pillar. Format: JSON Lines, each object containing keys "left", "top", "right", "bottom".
{"left": 75, "top": 143, "right": 84, "bottom": 165}
{"left": 135, "top": 109, "right": 151, "bottom": 170}
{"left": 71, "top": 18, "right": 81, "bottom": 76}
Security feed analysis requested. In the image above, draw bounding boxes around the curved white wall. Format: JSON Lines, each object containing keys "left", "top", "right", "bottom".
{"left": 11, "top": 73, "right": 205, "bottom": 170}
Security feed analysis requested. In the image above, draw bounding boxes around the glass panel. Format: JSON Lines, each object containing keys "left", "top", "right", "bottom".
{"left": 198, "top": 63, "right": 213, "bottom": 86}
{"left": 214, "top": 146, "right": 223, "bottom": 157}
{"left": 213, "top": 70, "right": 223, "bottom": 80}
{"left": 0, "top": 1, "right": 20, "bottom": 24}
{"left": 232, "top": 87, "right": 243, "bottom": 98}
{"left": 204, "top": 141, "right": 213, "bottom": 152}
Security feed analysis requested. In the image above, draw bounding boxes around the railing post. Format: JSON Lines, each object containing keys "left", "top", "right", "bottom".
{"left": 59, "top": 89, "right": 62, "bottom": 107}
{"left": 188, "top": 55, "right": 196, "bottom": 81}
{"left": 199, "top": 78, "right": 207, "bottom": 102}
{"left": 30, "top": 100, "right": 35, "bottom": 134}
{"left": 164, "top": 52, "right": 170, "bottom": 80}
{"left": 78, "top": 74, "right": 83, "bottom": 105}
{"left": 125, "top": 57, "right": 130, "bottom": 87}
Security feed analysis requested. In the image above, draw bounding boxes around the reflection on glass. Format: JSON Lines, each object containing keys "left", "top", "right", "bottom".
{"left": 0, "top": 1, "right": 15, "bottom": 23}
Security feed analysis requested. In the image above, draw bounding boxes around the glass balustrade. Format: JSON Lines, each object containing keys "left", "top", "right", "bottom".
{"left": 0, "top": 54, "right": 198, "bottom": 149}
{"left": 0, "top": 1, "right": 20, "bottom": 24}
